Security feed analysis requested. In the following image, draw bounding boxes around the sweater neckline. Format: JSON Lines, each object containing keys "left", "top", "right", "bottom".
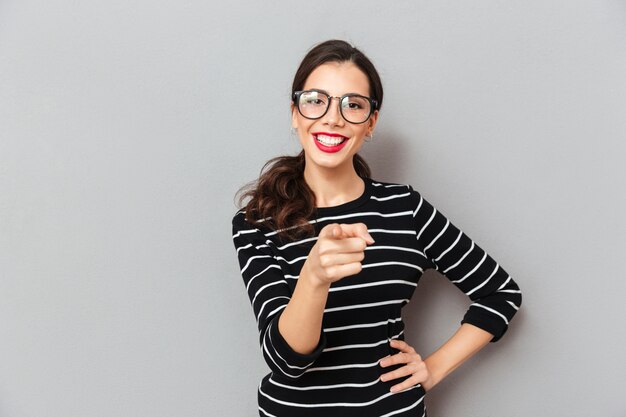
{"left": 314, "top": 176, "right": 372, "bottom": 217}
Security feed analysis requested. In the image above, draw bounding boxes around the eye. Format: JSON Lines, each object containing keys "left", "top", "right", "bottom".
{"left": 300, "top": 92, "right": 327, "bottom": 106}
{"left": 342, "top": 96, "right": 368, "bottom": 111}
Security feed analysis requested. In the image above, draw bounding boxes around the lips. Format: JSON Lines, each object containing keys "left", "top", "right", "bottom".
{"left": 312, "top": 132, "right": 349, "bottom": 153}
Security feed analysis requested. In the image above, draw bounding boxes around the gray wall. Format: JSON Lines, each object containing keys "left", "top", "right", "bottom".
{"left": 1, "top": 1, "right": 625, "bottom": 416}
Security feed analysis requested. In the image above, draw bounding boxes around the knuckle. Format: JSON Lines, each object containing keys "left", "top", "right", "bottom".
{"left": 325, "top": 266, "right": 338, "bottom": 280}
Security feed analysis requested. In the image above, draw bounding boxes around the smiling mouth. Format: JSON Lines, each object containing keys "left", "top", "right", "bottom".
{"left": 314, "top": 133, "right": 348, "bottom": 147}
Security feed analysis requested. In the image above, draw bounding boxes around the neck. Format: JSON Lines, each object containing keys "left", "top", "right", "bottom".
{"left": 303, "top": 160, "right": 364, "bottom": 208}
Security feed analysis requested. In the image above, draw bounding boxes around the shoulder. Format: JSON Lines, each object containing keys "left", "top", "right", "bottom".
{"left": 231, "top": 209, "right": 276, "bottom": 240}
{"left": 232, "top": 209, "right": 261, "bottom": 235}
{"left": 366, "top": 178, "right": 434, "bottom": 218}
{"left": 368, "top": 177, "right": 422, "bottom": 201}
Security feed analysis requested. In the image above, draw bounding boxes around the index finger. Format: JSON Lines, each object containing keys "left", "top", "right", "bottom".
{"left": 336, "top": 223, "right": 375, "bottom": 244}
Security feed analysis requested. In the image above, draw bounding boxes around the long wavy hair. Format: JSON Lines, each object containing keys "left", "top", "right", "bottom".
{"left": 235, "top": 39, "right": 384, "bottom": 242}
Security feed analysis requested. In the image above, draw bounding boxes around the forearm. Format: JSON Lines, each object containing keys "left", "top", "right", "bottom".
{"left": 422, "top": 323, "right": 494, "bottom": 391}
{"left": 278, "top": 262, "right": 330, "bottom": 355}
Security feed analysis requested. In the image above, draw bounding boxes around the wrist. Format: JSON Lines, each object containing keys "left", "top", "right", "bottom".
{"left": 300, "top": 261, "right": 331, "bottom": 291}
{"left": 423, "top": 353, "right": 452, "bottom": 391}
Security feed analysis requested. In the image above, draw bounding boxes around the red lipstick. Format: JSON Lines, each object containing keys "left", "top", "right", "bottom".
{"left": 311, "top": 132, "right": 349, "bottom": 153}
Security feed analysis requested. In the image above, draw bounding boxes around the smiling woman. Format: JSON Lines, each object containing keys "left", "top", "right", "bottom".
{"left": 232, "top": 39, "right": 522, "bottom": 417}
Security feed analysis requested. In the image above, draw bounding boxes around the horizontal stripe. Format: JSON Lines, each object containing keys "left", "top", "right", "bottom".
{"left": 241, "top": 254, "right": 273, "bottom": 275}
{"left": 443, "top": 241, "right": 475, "bottom": 274}
{"left": 257, "top": 296, "right": 289, "bottom": 323}
{"left": 235, "top": 242, "right": 271, "bottom": 254}
{"left": 258, "top": 406, "right": 278, "bottom": 417}
{"left": 232, "top": 228, "right": 258, "bottom": 239}
{"left": 362, "top": 261, "right": 423, "bottom": 272}
{"left": 368, "top": 228, "right": 417, "bottom": 235}
{"left": 466, "top": 263, "right": 500, "bottom": 296}
{"left": 259, "top": 383, "right": 419, "bottom": 408}
{"left": 424, "top": 219, "right": 450, "bottom": 251}
{"left": 269, "top": 376, "right": 380, "bottom": 391}
{"left": 324, "top": 299, "right": 409, "bottom": 313}
{"left": 274, "top": 255, "right": 307, "bottom": 264}
{"left": 380, "top": 396, "right": 425, "bottom": 417}
{"left": 370, "top": 192, "right": 411, "bottom": 201}
{"left": 305, "top": 359, "right": 382, "bottom": 373}
{"left": 263, "top": 210, "right": 414, "bottom": 237}
{"left": 371, "top": 182, "right": 409, "bottom": 188}
{"left": 251, "top": 280, "right": 286, "bottom": 306}
{"left": 471, "top": 303, "right": 509, "bottom": 325}
{"left": 452, "top": 252, "right": 487, "bottom": 284}
{"left": 365, "top": 245, "right": 425, "bottom": 256}
{"left": 245, "top": 264, "right": 282, "bottom": 291}
{"left": 329, "top": 280, "right": 416, "bottom": 293}
{"left": 312, "top": 210, "right": 414, "bottom": 224}
{"left": 324, "top": 317, "right": 402, "bottom": 333}
{"left": 434, "top": 229, "right": 463, "bottom": 262}
{"left": 322, "top": 331, "right": 403, "bottom": 352}
{"left": 276, "top": 236, "right": 318, "bottom": 250}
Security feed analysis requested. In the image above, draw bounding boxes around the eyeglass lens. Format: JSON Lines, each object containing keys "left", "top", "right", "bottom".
{"left": 298, "top": 91, "right": 371, "bottom": 124}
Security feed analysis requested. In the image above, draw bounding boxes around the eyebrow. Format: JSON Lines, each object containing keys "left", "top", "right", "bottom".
{"left": 306, "top": 88, "right": 369, "bottom": 97}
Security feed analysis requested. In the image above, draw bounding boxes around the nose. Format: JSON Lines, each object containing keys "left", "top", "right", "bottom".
{"left": 322, "top": 97, "right": 344, "bottom": 126}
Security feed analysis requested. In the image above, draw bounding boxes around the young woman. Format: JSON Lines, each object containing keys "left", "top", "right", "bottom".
{"left": 232, "top": 39, "right": 522, "bottom": 417}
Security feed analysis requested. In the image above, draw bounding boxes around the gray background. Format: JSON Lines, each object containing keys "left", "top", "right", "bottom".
{"left": 1, "top": 1, "right": 625, "bottom": 416}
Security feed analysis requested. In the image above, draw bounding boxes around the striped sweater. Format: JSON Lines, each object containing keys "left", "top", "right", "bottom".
{"left": 231, "top": 176, "right": 522, "bottom": 417}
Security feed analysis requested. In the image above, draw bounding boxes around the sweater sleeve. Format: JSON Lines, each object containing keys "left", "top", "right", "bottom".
{"left": 409, "top": 186, "right": 522, "bottom": 342}
{"left": 231, "top": 212, "right": 326, "bottom": 378}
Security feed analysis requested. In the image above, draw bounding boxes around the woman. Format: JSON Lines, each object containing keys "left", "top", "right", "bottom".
{"left": 231, "top": 39, "right": 522, "bottom": 417}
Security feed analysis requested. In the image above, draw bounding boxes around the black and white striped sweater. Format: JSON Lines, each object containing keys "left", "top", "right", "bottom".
{"left": 231, "top": 176, "right": 522, "bottom": 417}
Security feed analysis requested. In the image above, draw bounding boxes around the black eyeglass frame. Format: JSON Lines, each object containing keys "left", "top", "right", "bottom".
{"left": 292, "top": 90, "right": 378, "bottom": 125}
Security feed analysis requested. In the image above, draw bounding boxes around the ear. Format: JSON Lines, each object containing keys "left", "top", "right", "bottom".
{"left": 367, "top": 109, "right": 379, "bottom": 135}
{"left": 291, "top": 103, "right": 298, "bottom": 129}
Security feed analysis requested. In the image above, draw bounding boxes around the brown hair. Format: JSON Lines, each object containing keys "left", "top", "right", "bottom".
{"left": 235, "top": 40, "right": 383, "bottom": 242}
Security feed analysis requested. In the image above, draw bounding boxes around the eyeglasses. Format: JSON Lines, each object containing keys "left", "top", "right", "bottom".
{"left": 292, "top": 90, "right": 378, "bottom": 124}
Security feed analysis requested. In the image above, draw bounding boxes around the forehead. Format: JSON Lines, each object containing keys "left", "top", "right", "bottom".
{"left": 303, "top": 62, "right": 370, "bottom": 96}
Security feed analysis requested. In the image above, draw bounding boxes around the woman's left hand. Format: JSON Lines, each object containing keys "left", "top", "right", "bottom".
{"left": 379, "top": 339, "right": 432, "bottom": 393}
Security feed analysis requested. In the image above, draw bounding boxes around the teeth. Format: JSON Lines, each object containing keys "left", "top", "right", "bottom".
{"left": 316, "top": 135, "right": 346, "bottom": 146}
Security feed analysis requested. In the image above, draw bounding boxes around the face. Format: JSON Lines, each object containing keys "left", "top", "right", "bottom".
{"left": 291, "top": 62, "right": 378, "bottom": 174}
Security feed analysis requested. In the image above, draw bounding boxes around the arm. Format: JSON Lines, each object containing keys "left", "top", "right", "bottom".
{"left": 381, "top": 187, "right": 522, "bottom": 392}
{"left": 278, "top": 222, "right": 374, "bottom": 354}
{"left": 422, "top": 323, "right": 493, "bottom": 390}
{"left": 410, "top": 186, "right": 522, "bottom": 341}
{"left": 232, "top": 213, "right": 374, "bottom": 373}
{"left": 232, "top": 212, "right": 325, "bottom": 378}
{"left": 380, "top": 323, "right": 493, "bottom": 392}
